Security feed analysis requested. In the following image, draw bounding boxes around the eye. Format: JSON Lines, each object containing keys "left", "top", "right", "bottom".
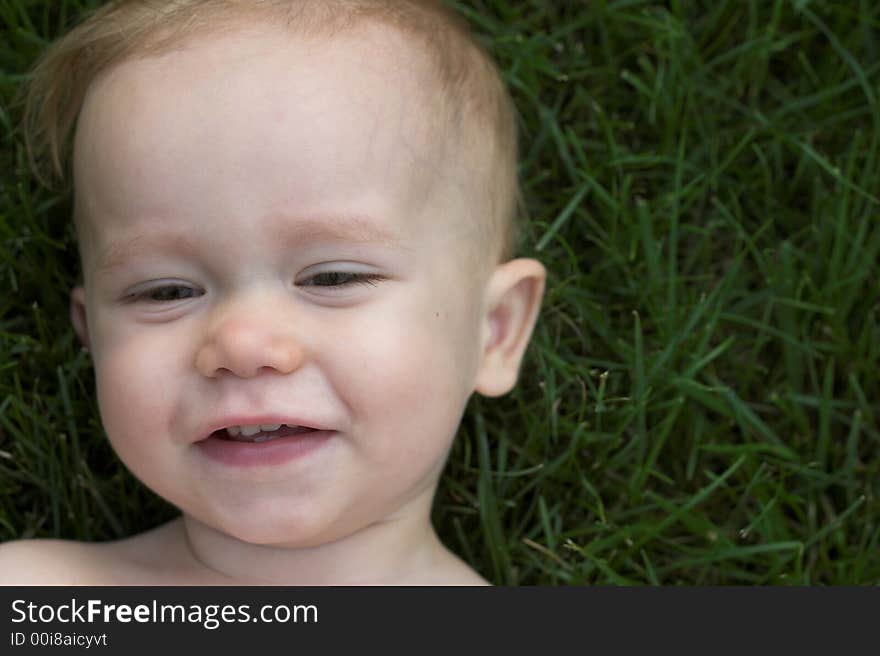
{"left": 131, "top": 285, "right": 202, "bottom": 303}
{"left": 300, "top": 272, "right": 385, "bottom": 288}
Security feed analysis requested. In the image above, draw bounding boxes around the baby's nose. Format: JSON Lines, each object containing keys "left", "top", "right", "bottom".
{"left": 195, "top": 314, "right": 305, "bottom": 379}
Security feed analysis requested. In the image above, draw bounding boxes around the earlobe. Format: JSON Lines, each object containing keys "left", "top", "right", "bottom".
{"left": 474, "top": 258, "right": 546, "bottom": 397}
{"left": 70, "top": 286, "right": 91, "bottom": 351}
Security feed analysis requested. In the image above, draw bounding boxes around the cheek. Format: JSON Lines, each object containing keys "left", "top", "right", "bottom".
{"left": 324, "top": 287, "right": 483, "bottom": 458}
{"left": 92, "top": 324, "right": 185, "bottom": 455}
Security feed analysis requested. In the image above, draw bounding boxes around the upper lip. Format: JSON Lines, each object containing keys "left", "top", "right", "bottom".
{"left": 196, "top": 415, "right": 332, "bottom": 442}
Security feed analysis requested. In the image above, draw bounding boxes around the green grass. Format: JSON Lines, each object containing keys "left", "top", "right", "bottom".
{"left": 2, "top": 0, "right": 879, "bottom": 585}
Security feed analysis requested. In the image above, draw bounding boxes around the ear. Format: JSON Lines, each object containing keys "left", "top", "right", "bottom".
{"left": 474, "top": 258, "right": 546, "bottom": 397}
{"left": 70, "top": 285, "right": 92, "bottom": 351}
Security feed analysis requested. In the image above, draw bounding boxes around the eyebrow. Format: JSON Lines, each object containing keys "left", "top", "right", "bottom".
{"left": 95, "top": 214, "right": 406, "bottom": 274}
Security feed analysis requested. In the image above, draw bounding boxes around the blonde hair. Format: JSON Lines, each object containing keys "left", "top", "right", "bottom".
{"left": 20, "top": 0, "right": 523, "bottom": 261}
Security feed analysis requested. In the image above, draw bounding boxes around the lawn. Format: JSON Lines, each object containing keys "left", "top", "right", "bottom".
{"left": 1, "top": 0, "right": 878, "bottom": 584}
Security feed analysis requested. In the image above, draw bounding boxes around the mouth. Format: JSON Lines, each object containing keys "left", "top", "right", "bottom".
{"left": 210, "top": 424, "right": 319, "bottom": 444}
{"left": 197, "top": 423, "right": 334, "bottom": 467}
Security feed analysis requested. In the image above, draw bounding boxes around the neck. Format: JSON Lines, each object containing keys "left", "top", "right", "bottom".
{"left": 180, "top": 494, "right": 447, "bottom": 585}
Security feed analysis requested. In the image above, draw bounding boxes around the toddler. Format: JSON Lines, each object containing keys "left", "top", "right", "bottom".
{"left": 0, "top": 0, "right": 545, "bottom": 585}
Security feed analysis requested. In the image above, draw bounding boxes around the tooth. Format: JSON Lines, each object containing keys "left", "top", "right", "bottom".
{"left": 227, "top": 426, "right": 241, "bottom": 437}
{"left": 260, "top": 424, "right": 282, "bottom": 432}
{"left": 240, "top": 425, "right": 261, "bottom": 437}
{"left": 253, "top": 434, "right": 274, "bottom": 443}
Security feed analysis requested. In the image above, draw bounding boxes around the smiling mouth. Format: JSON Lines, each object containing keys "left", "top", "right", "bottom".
{"left": 211, "top": 425, "right": 319, "bottom": 444}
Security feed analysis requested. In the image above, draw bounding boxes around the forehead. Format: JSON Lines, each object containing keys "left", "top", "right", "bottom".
{"left": 73, "top": 23, "right": 469, "bottom": 260}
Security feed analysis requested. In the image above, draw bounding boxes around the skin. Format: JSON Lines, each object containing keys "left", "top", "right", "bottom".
{"left": 0, "top": 22, "right": 545, "bottom": 585}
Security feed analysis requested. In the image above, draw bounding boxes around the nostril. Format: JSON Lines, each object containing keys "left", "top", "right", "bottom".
{"left": 207, "top": 366, "right": 235, "bottom": 378}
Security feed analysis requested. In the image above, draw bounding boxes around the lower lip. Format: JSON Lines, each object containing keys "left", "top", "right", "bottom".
{"left": 195, "top": 429, "right": 335, "bottom": 467}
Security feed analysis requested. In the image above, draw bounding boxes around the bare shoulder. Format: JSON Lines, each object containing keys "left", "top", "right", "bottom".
{"left": 416, "top": 546, "right": 492, "bottom": 586}
{"left": 433, "top": 560, "right": 492, "bottom": 586}
{"left": 0, "top": 538, "right": 112, "bottom": 585}
{"left": 0, "top": 519, "right": 196, "bottom": 585}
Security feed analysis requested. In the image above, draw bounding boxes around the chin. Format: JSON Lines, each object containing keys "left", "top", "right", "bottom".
{"left": 207, "top": 507, "right": 350, "bottom": 548}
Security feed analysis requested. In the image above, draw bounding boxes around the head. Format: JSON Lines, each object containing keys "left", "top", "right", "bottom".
{"left": 23, "top": 0, "right": 545, "bottom": 546}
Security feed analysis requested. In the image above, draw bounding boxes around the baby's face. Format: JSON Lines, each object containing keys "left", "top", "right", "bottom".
{"left": 70, "top": 24, "right": 495, "bottom": 545}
